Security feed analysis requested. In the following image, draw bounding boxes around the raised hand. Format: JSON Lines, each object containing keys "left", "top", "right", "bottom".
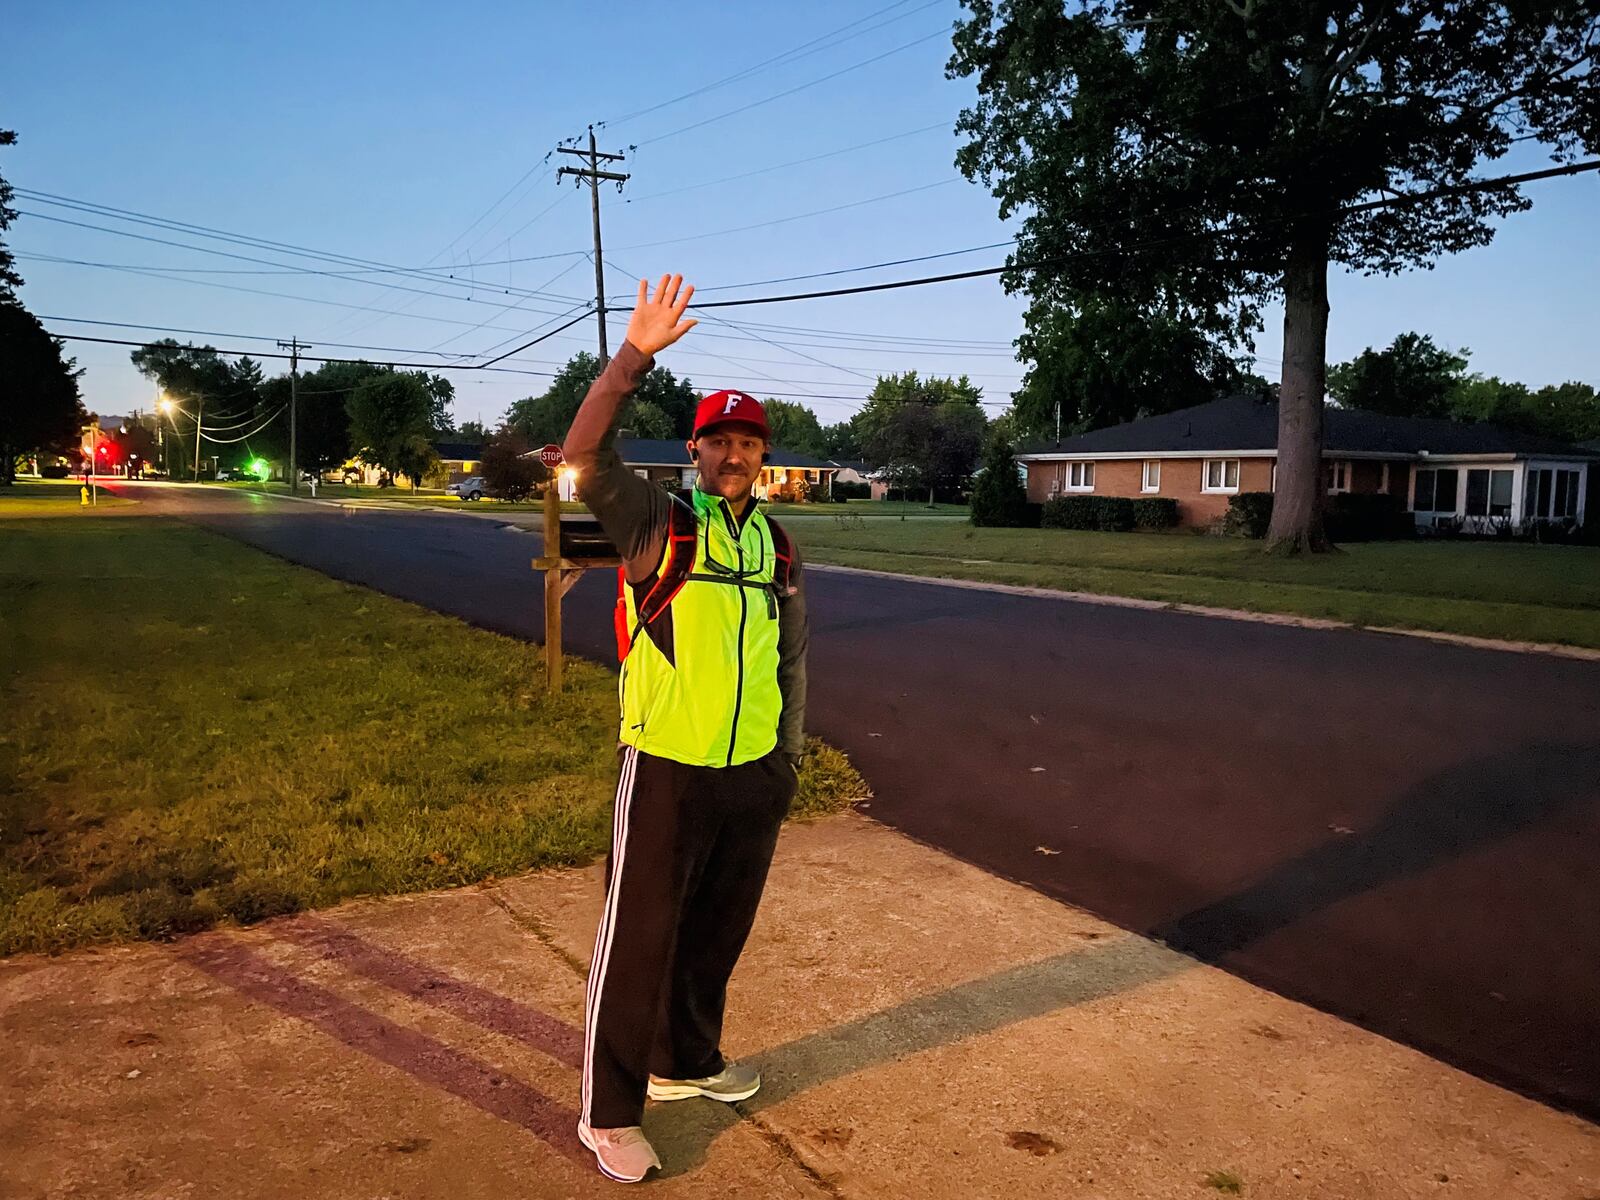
{"left": 623, "top": 274, "right": 697, "bottom": 357}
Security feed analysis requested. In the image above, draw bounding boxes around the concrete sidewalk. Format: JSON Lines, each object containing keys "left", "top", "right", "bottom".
{"left": 3, "top": 814, "right": 1595, "bottom": 1199}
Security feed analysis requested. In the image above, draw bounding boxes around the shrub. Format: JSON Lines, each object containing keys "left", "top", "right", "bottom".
{"left": 481, "top": 429, "right": 545, "bottom": 501}
{"left": 970, "top": 432, "right": 1032, "bottom": 527}
{"left": 1132, "top": 497, "right": 1180, "bottom": 530}
{"left": 830, "top": 480, "right": 872, "bottom": 501}
{"left": 1042, "top": 495, "right": 1096, "bottom": 529}
{"left": 1224, "top": 492, "right": 1274, "bottom": 538}
{"left": 1325, "top": 492, "right": 1413, "bottom": 541}
{"left": 1093, "top": 496, "right": 1136, "bottom": 531}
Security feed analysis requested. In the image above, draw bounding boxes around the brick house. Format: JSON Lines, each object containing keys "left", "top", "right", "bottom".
{"left": 605, "top": 438, "right": 841, "bottom": 501}
{"left": 1016, "top": 395, "right": 1597, "bottom": 531}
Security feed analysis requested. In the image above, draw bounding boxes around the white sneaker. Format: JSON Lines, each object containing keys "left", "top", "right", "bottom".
{"left": 647, "top": 1061, "right": 761, "bottom": 1103}
{"left": 576, "top": 1122, "right": 661, "bottom": 1183}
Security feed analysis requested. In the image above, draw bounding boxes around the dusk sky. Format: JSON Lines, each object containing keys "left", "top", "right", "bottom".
{"left": 9, "top": 0, "right": 1598, "bottom": 429}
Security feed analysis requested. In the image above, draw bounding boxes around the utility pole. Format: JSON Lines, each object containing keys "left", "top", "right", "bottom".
{"left": 278, "top": 337, "right": 312, "bottom": 492}
{"left": 193, "top": 392, "right": 204, "bottom": 482}
{"left": 557, "top": 126, "right": 629, "bottom": 367}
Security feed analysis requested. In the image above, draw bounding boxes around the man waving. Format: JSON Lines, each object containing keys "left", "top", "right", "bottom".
{"left": 563, "top": 274, "right": 809, "bottom": 1183}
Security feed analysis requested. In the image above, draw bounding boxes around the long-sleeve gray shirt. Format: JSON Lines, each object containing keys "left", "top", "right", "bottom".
{"left": 562, "top": 341, "right": 809, "bottom": 760}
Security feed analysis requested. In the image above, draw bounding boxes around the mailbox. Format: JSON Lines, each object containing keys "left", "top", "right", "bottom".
{"left": 557, "top": 518, "right": 619, "bottom": 562}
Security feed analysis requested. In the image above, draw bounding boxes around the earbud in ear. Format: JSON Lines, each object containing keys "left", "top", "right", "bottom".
{"left": 690, "top": 448, "right": 699, "bottom": 462}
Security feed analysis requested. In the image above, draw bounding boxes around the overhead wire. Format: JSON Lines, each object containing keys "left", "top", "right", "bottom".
{"left": 600, "top": 0, "right": 937, "bottom": 129}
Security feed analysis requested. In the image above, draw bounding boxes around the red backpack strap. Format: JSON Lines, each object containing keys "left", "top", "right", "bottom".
{"left": 634, "top": 492, "right": 699, "bottom": 627}
{"left": 765, "top": 516, "right": 796, "bottom": 597}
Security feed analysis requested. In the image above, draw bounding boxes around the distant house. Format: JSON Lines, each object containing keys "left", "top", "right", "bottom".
{"left": 1015, "top": 395, "right": 1597, "bottom": 531}
{"left": 609, "top": 438, "right": 841, "bottom": 501}
{"left": 827, "top": 458, "right": 889, "bottom": 500}
{"left": 434, "top": 441, "right": 485, "bottom": 482}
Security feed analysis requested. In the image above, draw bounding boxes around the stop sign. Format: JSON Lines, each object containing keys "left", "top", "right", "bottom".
{"left": 538, "top": 443, "right": 565, "bottom": 468}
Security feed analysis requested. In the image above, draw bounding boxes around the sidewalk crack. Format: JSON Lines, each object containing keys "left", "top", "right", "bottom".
{"left": 481, "top": 887, "right": 588, "bottom": 980}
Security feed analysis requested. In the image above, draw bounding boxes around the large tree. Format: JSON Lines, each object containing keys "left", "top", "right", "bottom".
{"left": 1011, "top": 283, "right": 1256, "bottom": 443}
{"left": 347, "top": 372, "right": 437, "bottom": 486}
{"left": 0, "top": 129, "right": 21, "bottom": 300}
{"left": 950, "top": 0, "right": 1600, "bottom": 551}
{"left": 0, "top": 301, "right": 86, "bottom": 485}
{"left": 1327, "top": 332, "right": 1471, "bottom": 417}
{"left": 860, "top": 373, "right": 989, "bottom": 502}
{"left": 505, "top": 352, "right": 700, "bottom": 445}
{"left": 762, "top": 398, "right": 827, "bottom": 456}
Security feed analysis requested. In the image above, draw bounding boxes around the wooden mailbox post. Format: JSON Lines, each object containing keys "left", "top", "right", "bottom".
{"left": 531, "top": 443, "right": 620, "bottom": 692}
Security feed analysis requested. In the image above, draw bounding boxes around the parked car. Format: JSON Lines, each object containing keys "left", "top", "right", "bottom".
{"left": 447, "top": 475, "right": 487, "bottom": 501}
{"left": 216, "top": 467, "right": 250, "bottom": 482}
{"left": 341, "top": 467, "right": 363, "bottom": 484}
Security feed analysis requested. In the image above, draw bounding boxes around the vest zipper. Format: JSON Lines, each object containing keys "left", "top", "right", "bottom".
{"left": 723, "top": 500, "right": 748, "bottom": 767}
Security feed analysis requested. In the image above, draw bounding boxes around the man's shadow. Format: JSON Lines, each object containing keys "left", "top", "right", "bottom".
{"left": 651, "top": 741, "right": 1600, "bottom": 1174}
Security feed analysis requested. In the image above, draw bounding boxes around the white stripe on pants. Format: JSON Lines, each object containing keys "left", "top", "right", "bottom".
{"left": 581, "top": 745, "right": 639, "bottom": 1128}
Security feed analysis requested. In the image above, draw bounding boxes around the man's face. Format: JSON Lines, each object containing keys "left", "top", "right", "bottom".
{"left": 691, "top": 425, "right": 766, "bottom": 502}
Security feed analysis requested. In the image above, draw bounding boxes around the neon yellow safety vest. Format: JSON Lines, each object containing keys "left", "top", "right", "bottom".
{"left": 616, "top": 489, "right": 789, "bottom": 767}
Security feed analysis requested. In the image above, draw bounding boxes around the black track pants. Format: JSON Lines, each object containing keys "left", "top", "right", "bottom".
{"left": 581, "top": 744, "right": 796, "bottom": 1130}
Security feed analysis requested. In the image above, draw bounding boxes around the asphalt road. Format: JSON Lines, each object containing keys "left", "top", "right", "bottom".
{"left": 129, "top": 484, "right": 1600, "bottom": 1120}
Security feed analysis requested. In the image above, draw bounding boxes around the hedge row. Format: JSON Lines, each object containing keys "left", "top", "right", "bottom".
{"left": 1224, "top": 492, "right": 1416, "bottom": 541}
{"left": 1041, "top": 495, "right": 1180, "bottom": 532}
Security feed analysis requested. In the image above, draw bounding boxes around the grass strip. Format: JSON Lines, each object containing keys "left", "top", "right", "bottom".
{"left": 0, "top": 516, "right": 866, "bottom": 956}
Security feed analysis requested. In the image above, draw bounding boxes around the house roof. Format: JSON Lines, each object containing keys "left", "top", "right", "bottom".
{"left": 828, "top": 459, "right": 873, "bottom": 474}
{"left": 617, "top": 438, "right": 838, "bottom": 470}
{"left": 1581, "top": 439, "right": 1600, "bottom": 452}
{"left": 1017, "top": 395, "right": 1600, "bottom": 460}
{"left": 432, "top": 440, "right": 485, "bottom": 460}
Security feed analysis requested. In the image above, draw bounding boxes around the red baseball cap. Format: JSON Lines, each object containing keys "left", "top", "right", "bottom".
{"left": 693, "top": 390, "right": 770, "bottom": 440}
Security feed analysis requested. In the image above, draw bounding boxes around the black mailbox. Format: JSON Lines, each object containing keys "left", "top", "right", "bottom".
{"left": 558, "top": 518, "right": 620, "bottom": 562}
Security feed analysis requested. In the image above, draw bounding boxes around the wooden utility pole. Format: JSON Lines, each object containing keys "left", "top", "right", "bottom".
{"left": 556, "top": 127, "right": 629, "bottom": 367}
{"left": 278, "top": 337, "right": 312, "bottom": 492}
{"left": 193, "top": 393, "right": 204, "bottom": 481}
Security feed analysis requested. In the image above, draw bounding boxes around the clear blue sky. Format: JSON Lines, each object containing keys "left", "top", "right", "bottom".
{"left": 8, "top": 0, "right": 1598, "bottom": 429}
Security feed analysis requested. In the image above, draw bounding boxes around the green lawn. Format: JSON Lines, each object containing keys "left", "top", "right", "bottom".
{"left": 0, "top": 516, "right": 865, "bottom": 956}
{"left": 799, "top": 523, "right": 1600, "bottom": 648}
{"left": 0, "top": 478, "right": 135, "bottom": 515}
{"left": 762, "top": 500, "right": 969, "bottom": 520}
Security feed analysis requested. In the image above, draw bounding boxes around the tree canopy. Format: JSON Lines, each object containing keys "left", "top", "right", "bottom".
{"left": 762, "top": 398, "right": 827, "bottom": 457}
{"left": 1329, "top": 332, "right": 1600, "bottom": 442}
{"left": 0, "top": 301, "right": 86, "bottom": 485}
{"left": 950, "top": 0, "right": 1600, "bottom": 550}
{"left": 504, "top": 352, "right": 700, "bottom": 445}
{"left": 0, "top": 129, "right": 21, "bottom": 299}
{"left": 856, "top": 371, "right": 989, "bottom": 501}
{"left": 1327, "top": 333, "right": 1470, "bottom": 418}
{"left": 347, "top": 372, "right": 438, "bottom": 486}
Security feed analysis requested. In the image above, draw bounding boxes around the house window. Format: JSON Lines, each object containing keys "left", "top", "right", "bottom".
{"left": 1325, "top": 461, "right": 1351, "bottom": 493}
{"left": 1527, "top": 467, "right": 1582, "bottom": 520}
{"left": 1465, "top": 469, "right": 1515, "bottom": 518}
{"left": 1413, "top": 467, "right": 1459, "bottom": 513}
{"left": 1202, "top": 459, "right": 1240, "bottom": 493}
{"left": 1141, "top": 460, "right": 1161, "bottom": 493}
{"left": 1066, "top": 461, "right": 1095, "bottom": 491}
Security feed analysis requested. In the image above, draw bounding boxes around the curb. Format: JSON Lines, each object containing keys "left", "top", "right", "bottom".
{"left": 805, "top": 562, "right": 1600, "bottom": 663}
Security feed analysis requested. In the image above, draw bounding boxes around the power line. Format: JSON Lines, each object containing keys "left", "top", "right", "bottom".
{"left": 612, "top": 179, "right": 959, "bottom": 251}
{"left": 694, "top": 239, "right": 1015, "bottom": 293}
{"left": 624, "top": 121, "right": 951, "bottom": 204}
{"left": 14, "top": 190, "right": 588, "bottom": 305}
{"left": 688, "top": 159, "right": 1600, "bottom": 310}
{"left": 601, "top": 0, "right": 938, "bottom": 129}
{"left": 633, "top": 26, "right": 951, "bottom": 147}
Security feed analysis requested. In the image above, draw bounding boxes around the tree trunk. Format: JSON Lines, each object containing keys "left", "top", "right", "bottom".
{"left": 1265, "top": 235, "right": 1333, "bottom": 553}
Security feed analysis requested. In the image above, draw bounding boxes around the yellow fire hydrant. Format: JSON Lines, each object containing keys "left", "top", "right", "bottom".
{"left": 80, "top": 485, "right": 90, "bottom": 507}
